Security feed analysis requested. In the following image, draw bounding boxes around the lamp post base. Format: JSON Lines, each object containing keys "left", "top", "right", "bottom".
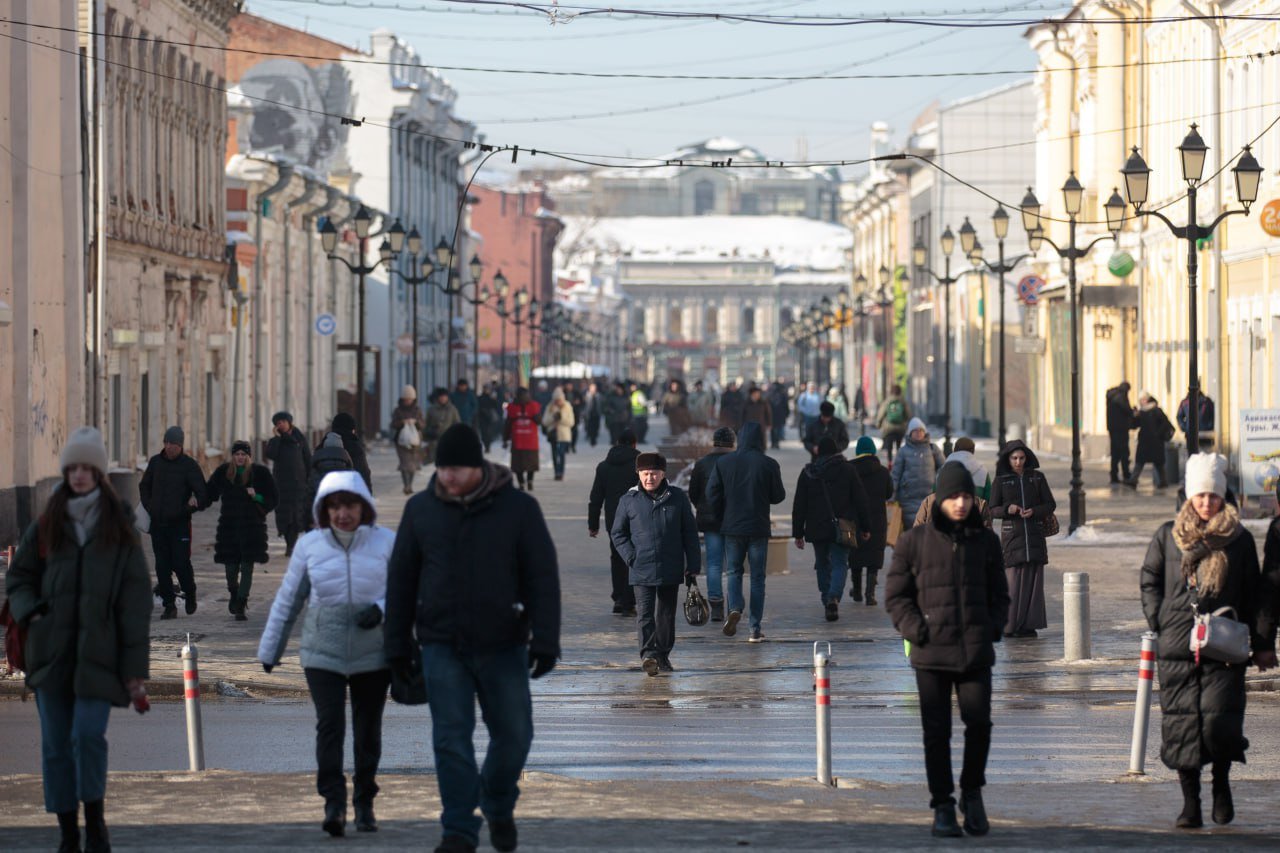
{"left": 1069, "top": 487, "right": 1086, "bottom": 535}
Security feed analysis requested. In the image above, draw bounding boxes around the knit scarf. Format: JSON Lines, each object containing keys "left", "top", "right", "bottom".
{"left": 1171, "top": 500, "right": 1240, "bottom": 597}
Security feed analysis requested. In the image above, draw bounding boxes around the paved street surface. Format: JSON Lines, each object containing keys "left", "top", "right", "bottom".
{"left": 3, "top": 426, "right": 1279, "bottom": 849}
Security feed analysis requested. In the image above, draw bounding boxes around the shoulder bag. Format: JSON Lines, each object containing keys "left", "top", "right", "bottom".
{"left": 1189, "top": 605, "right": 1251, "bottom": 665}
{"left": 818, "top": 477, "right": 859, "bottom": 548}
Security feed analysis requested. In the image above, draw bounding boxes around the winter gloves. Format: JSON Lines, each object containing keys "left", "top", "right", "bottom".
{"left": 355, "top": 604, "right": 383, "bottom": 629}
{"left": 528, "top": 650, "right": 557, "bottom": 679}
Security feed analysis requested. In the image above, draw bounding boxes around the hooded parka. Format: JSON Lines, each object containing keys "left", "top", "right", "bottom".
{"left": 791, "top": 452, "right": 872, "bottom": 543}
{"left": 207, "top": 462, "right": 280, "bottom": 565}
{"left": 1133, "top": 398, "right": 1174, "bottom": 467}
{"left": 989, "top": 440, "right": 1057, "bottom": 567}
{"left": 688, "top": 446, "right": 733, "bottom": 532}
{"left": 891, "top": 424, "right": 945, "bottom": 523}
{"left": 705, "top": 422, "right": 786, "bottom": 538}
{"left": 588, "top": 444, "right": 641, "bottom": 533}
{"left": 849, "top": 453, "right": 893, "bottom": 564}
{"left": 330, "top": 413, "right": 372, "bottom": 491}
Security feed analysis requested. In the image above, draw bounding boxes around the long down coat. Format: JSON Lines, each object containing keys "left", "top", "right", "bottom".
{"left": 265, "top": 427, "right": 312, "bottom": 535}
{"left": 207, "top": 463, "right": 279, "bottom": 565}
{"left": 989, "top": 440, "right": 1057, "bottom": 567}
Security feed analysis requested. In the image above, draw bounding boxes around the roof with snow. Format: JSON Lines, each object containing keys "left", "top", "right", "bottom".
{"left": 590, "top": 138, "right": 840, "bottom": 182}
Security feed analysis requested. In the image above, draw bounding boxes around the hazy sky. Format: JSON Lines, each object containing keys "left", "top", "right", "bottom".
{"left": 244, "top": 0, "right": 1070, "bottom": 175}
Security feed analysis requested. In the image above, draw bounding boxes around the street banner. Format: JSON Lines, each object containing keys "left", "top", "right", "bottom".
{"left": 1238, "top": 408, "right": 1280, "bottom": 497}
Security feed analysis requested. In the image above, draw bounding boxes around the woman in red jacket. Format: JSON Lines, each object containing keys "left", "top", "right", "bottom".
{"left": 504, "top": 387, "right": 542, "bottom": 491}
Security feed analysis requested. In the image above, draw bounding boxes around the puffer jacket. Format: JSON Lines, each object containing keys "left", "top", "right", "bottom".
{"left": 611, "top": 481, "right": 701, "bottom": 586}
{"left": 891, "top": 433, "right": 945, "bottom": 521}
{"left": 542, "top": 398, "right": 576, "bottom": 443}
{"left": 139, "top": 451, "right": 208, "bottom": 527}
{"left": 989, "top": 440, "right": 1057, "bottom": 566}
{"left": 791, "top": 453, "right": 872, "bottom": 543}
{"left": 688, "top": 446, "right": 733, "bottom": 532}
{"left": 706, "top": 422, "right": 786, "bottom": 538}
{"left": 258, "top": 471, "right": 394, "bottom": 675}
{"left": 207, "top": 463, "right": 279, "bottom": 565}
{"left": 884, "top": 505, "right": 1009, "bottom": 673}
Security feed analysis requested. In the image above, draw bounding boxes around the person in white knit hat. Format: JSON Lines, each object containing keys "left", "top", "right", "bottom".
{"left": 1140, "top": 453, "right": 1278, "bottom": 830}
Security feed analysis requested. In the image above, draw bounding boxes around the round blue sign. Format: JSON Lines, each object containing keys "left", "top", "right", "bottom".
{"left": 315, "top": 313, "right": 337, "bottom": 336}
{"left": 1017, "top": 275, "right": 1046, "bottom": 305}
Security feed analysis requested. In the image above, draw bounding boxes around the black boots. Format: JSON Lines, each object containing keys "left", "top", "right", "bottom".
{"left": 931, "top": 804, "right": 963, "bottom": 837}
{"left": 865, "top": 571, "right": 878, "bottom": 607}
{"left": 1211, "top": 761, "right": 1234, "bottom": 825}
{"left": 56, "top": 809, "right": 79, "bottom": 853}
{"left": 850, "top": 566, "right": 863, "bottom": 602}
{"left": 1176, "top": 768, "right": 1203, "bottom": 829}
{"left": 83, "top": 800, "right": 109, "bottom": 853}
{"left": 354, "top": 802, "right": 378, "bottom": 833}
{"left": 959, "top": 788, "right": 989, "bottom": 836}
{"left": 323, "top": 799, "right": 346, "bottom": 837}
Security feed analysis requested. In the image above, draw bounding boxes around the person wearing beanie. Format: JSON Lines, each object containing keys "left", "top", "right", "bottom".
{"left": 1142, "top": 452, "right": 1276, "bottom": 830}
{"left": 875, "top": 384, "right": 912, "bottom": 464}
{"left": 504, "top": 387, "right": 542, "bottom": 491}
{"left": 329, "top": 413, "right": 373, "bottom": 492}
{"left": 589, "top": 429, "right": 641, "bottom": 616}
{"left": 266, "top": 411, "right": 313, "bottom": 557}
{"left": 7, "top": 427, "right": 152, "bottom": 853}
{"left": 990, "top": 440, "right": 1056, "bottom": 639}
{"left": 688, "top": 428, "right": 738, "bottom": 621}
{"left": 391, "top": 386, "right": 427, "bottom": 495}
{"left": 423, "top": 388, "right": 462, "bottom": 469}
{"left": 139, "top": 424, "right": 208, "bottom": 619}
{"left": 892, "top": 418, "right": 945, "bottom": 530}
{"left": 311, "top": 432, "right": 354, "bottom": 508}
{"left": 802, "top": 399, "right": 850, "bottom": 457}
{"left": 206, "top": 441, "right": 279, "bottom": 620}
{"left": 1127, "top": 391, "right": 1174, "bottom": 490}
{"left": 542, "top": 386, "right": 576, "bottom": 481}
{"left": 885, "top": 460, "right": 1007, "bottom": 839}
{"left": 611, "top": 447, "right": 700, "bottom": 676}
{"left": 848, "top": 435, "right": 893, "bottom": 606}
{"left": 948, "top": 437, "right": 990, "bottom": 501}
{"left": 766, "top": 379, "right": 790, "bottom": 450}
{"left": 385, "top": 423, "right": 560, "bottom": 853}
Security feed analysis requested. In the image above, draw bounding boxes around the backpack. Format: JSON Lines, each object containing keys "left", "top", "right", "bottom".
{"left": 885, "top": 398, "right": 906, "bottom": 426}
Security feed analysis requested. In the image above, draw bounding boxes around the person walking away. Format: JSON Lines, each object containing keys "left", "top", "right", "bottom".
{"left": 424, "top": 388, "right": 462, "bottom": 467}
{"left": 796, "top": 381, "right": 823, "bottom": 437}
{"left": 1105, "top": 381, "right": 1134, "bottom": 484}
{"left": 852, "top": 386, "right": 868, "bottom": 431}
{"left": 706, "top": 421, "right": 786, "bottom": 642}
{"left": 568, "top": 382, "right": 586, "bottom": 452}
{"left": 601, "top": 381, "right": 632, "bottom": 445}
{"left": 741, "top": 385, "right": 773, "bottom": 434}
{"left": 687, "top": 380, "right": 716, "bottom": 429}
{"left": 876, "top": 384, "right": 911, "bottom": 463}
{"left": 803, "top": 401, "right": 850, "bottom": 456}
{"left": 311, "top": 432, "right": 353, "bottom": 506}
{"left": 610, "top": 452, "right": 700, "bottom": 675}
{"left": 583, "top": 382, "right": 603, "bottom": 446}
{"left": 532, "top": 379, "right": 552, "bottom": 412}
{"left": 258, "top": 470, "right": 395, "bottom": 837}
{"left": 542, "top": 387, "right": 576, "bottom": 481}
{"left": 329, "top": 413, "right": 372, "bottom": 491}
{"left": 688, "top": 428, "right": 736, "bottom": 621}
{"left": 885, "top": 462, "right": 1008, "bottom": 838}
{"left": 384, "top": 424, "right": 560, "bottom": 853}
{"left": 588, "top": 429, "right": 641, "bottom": 616}
{"left": 451, "top": 379, "right": 478, "bottom": 429}
{"left": 1177, "top": 387, "right": 1217, "bottom": 453}
{"left": 207, "top": 440, "right": 279, "bottom": 620}
{"left": 504, "top": 387, "right": 543, "bottom": 491}
{"left": 628, "top": 382, "right": 650, "bottom": 443}
{"left": 990, "top": 440, "right": 1056, "bottom": 639}
{"left": 826, "top": 384, "right": 850, "bottom": 423}
{"left": 477, "top": 383, "right": 504, "bottom": 453}
{"left": 892, "top": 418, "right": 944, "bottom": 529}
{"left": 767, "top": 379, "right": 790, "bottom": 449}
{"left": 792, "top": 436, "right": 872, "bottom": 622}
{"left": 660, "top": 379, "right": 691, "bottom": 437}
{"left": 5, "top": 427, "right": 152, "bottom": 853}
{"left": 266, "top": 411, "right": 313, "bottom": 555}
{"left": 946, "top": 437, "right": 990, "bottom": 501}
{"left": 1128, "top": 391, "right": 1174, "bottom": 490}
{"left": 849, "top": 436, "right": 893, "bottom": 606}
{"left": 139, "top": 425, "right": 206, "bottom": 620}
{"left": 1140, "top": 453, "right": 1277, "bottom": 829}
{"left": 390, "top": 387, "right": 427, "bottom": 494}
{"left": 718, "top": 381, "right": 745, "bottom": 431}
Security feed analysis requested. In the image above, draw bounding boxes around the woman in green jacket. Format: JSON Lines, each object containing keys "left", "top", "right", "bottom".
{"left": 4, "top": 426, "right": 152, "bottom": 853}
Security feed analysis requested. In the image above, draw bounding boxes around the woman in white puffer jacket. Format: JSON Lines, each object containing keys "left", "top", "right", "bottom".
{"left": 258, "top": 470, "right": 396, "bottom": 838}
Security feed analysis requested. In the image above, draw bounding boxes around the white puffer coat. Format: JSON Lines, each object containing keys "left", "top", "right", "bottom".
{"left": 257, "top": 471, "right": 395, "bottom": 675}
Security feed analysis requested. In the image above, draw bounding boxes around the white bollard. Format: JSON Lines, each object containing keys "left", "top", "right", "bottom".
{"left": 813, "top": 641, "right": 833, "bottom": 786}
{"left": 182, "top": 635, "right": 206, "bottom": 771}
{"left": 1063, "top": 572, "right": 1091, "bottom": 661}
{"left": 1127, "top": 631, "right": 1158, "bottom": 775}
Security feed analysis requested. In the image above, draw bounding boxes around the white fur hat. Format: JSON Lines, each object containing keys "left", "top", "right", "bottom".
{"left": 1184, "top": 452, "right": 1227, "bottom": 499}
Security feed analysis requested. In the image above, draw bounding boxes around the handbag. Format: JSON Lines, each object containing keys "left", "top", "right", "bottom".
{"left": 1189, "top": 605, "right": 1251, "bottom": 665}
{"left": 885, "top": 501, "right": 903, "bottom": 547}
{"left": 817, "top": 478, "right": 858, "bottom": 548}
{"left": 1, "top": 598, "right": 26, "bottom": 675}
{"left": 397, "top": 421, "right": 422, "bottom": 449}
{"left": 133, "top": 501, "right": 151, "bottom": 534}
{"left": 390, "top": 645, "right": 429, "bottom": 705}
{"left": 683, "top": 579, "right": 710, "bottom": 626}
{"left": 1042, "top": 513, "right": 1060, "bottom": 537}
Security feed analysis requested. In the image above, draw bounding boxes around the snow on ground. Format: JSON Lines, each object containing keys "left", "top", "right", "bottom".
{"left": 1052, "top": 525, "right": 1151, "bottom": 546}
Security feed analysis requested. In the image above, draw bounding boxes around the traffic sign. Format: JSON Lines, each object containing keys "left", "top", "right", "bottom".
{"left": 314, "top": 313, "right": 337, "bottom": 336}
{"left": 1017, "top": 275, "right": 1046, "bottom": 305}
{"left": 1022, "top": 305, "right": 1039, "bottom": 337}
{"left": 1014, "top": 336, "right": 1045, "bottom": 355}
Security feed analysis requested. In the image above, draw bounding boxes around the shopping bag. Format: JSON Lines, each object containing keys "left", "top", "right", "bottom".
{"left": 885, "top": 501, "right": 904, "bottom": 547}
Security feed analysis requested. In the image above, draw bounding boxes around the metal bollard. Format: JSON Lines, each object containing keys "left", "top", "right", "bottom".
{"left": 813, "top": 641, "right": 833, "bottom": 787}
{"left": 1063, "top": 572, "right": 1091, "bottom": 661}
{"left": 182, "top": 635, "right": 206, "bottom": 771}
{"left": 1127, "top": 631, "right": 1158, "bottom": 775}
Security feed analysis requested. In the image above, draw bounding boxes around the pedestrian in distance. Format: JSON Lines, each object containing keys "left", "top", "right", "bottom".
{"left": 265, "top": 411, "right": 313, "bottom": 556}
{"left": 503, "top": 386, "right": 542, "bottom": 491}
{"left": 628, "top": 381, "right": 650, "bottom": 443}
{"left": 583, "top": 381, "right": 603, "bottom": 447}
{"left": 718, "top": 381, "right": 745, "bottom": 432}
{"left": 849, "top": 436, "right": 893, "bottom": 607}
{"left": 600, "top": 380, "right": 632, "bottom": 445}
{"left": 450, "top": 378, "right": 479, "bottom": 430}
{"left": 1105, "top": 381, "right": 1134, "bottom": 484}
{"left": 1177, "top": 386, "right": 1216, "bottom": 453}
{"left": 588, "top": 429, "right": 641, "bottom": 617}
{"left": 477, "top": 383, "right": 505, "bottom": 453}
{"left": 258, "top": 470, "right": 395, "bottom": 837}
{"left": 796, "top": 381, "right": 823, "bottom": 437}
{"left": 1128, "top": 391, "right": 1174, "bottom": 490}
{"left": 687, "top": 379, "right": 717, "bottom": 429}
{"left": 945, "top": 437, "right": 990, "bottom": 501}
{"left": 688, "top": 427, "right": 737, "bottom": 621}
{"left": 990, "top": 440, "right": 1056, "bottom": 639}
{"left": 706, "top": 421, "right": 786, "bottom": 642}
{"left": 792, "top": 436, "right": 872, "bottom": 622}
{"left": 892, "top": 418, "right": 945, "bottom": 529}
{"left": 742, "top": 384, "right": 773, "bottom": 433}
{"left": 207, "top": 440, "right": 279, "bottom": 620}
{"left": 876, "top": 384, "right": 912, "bottom": 463}
{"left": 542, "top": 386, "right": 576, "bottom": 481}
{"left": 610, "top": 452, "right": 701, "bottom": 675}
{"left": 329, "top": 412, "right": 372, "bottom": 492}
{"left": 424, "top": 387, "right": 462, "bottom": 466}
{"left": 532, "top": 378, "right": 553, "bottom": 412}
{"left": 884, "top": 461, "right": 1009, "bottom": 839}
{"left": 766, "top": 379, "right": 790, "bottom": 449}
{"left": 1140, "top": 453, "right": 1277, "bottom": 829}
{"left": 311, "top": 432, "right": 353, "bottom": 506}
{"left": 138, "top": 425, "right": 206, "bottom": 620}
{"left": 567, "top": 381, "right": 586, "bottom": 452}
{"left": 660, "top": 378, "right": 691, "bottom": 437}
{"left": 385, "top": 424, "right": 561, "bottom": 853}
{"left": 5, "top": 426, "right": 152, "bottom": 853}
{"left": 803, "top": 401, "right": 851, "bottom": 457}
{"left": 825, "top": 383, "right": 850, "bottom": 423}
{"left": 390, "top": 386, "right": 427, "bottom": 495}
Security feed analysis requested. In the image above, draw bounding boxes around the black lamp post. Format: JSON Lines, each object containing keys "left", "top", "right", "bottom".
{"left": 452, "top": 257, "right": 491, "bottom": 406}
{"left": 913, "top": 224, "right": 959, "bottom": 455}
{"left": 382, "top": 223, "right": 453, "bottom": 392}
{"left": 510, "top": 290, "right": 540, "bottom": 390}
{"left": 1021, "top": 176, "right": 1126, "bottom": 533}
{"left": 876, "top": 265, "right": 893, "bottom": 406}
{"left": 1119, "top": 125, "right": 1263, "bottom": 455}
{"left": 491, "top": 271, "right": 510, "bottom": 392}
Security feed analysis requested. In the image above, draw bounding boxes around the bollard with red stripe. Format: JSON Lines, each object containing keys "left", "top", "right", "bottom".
{"left": 1127, "top": 631, "right": 1158, "bottom": 775}
{"left": 813, "top": 641, "right": 833, "bottom": 786}
{"left": 182, "top": 634, "right": 206, "bottom": 771}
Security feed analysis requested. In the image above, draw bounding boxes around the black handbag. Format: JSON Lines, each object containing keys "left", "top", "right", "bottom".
{"left": 390, "top": 646, "right": 429, "bottom": 705}
{"left": 818, "top": 478, "right": 859, "bottom": 548}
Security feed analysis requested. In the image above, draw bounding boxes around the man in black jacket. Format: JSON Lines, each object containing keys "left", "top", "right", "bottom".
{"left": 803, "top": 401, "right": 851, "bottom": 456}
{"left": 707, "top": 421, "right": 785, "bottom": 642}
{"left": 588, "top": 429, "right": 641, "bottom": 616}
{"left": 600, "top": 381, "right": 632, "bottom": 445}
{"left": 688, "top": 427, "right": 736, "bottom": 620}
{"left": 385, "top": 424, "right": 560, "bottom": 853}
{"left": 265, "top": 411, "right": 312, "bottom": 556}
{"left": 139, "top": 425, "right": 208, "bottom": 619}
{"left": 792, "top": 436, "right": 872, "bottom": 622}
{"left": 1105, "top": 382, "right": 1134, "bottom": 483}
{"left": 885, "top": 462, "right": 1009, "bottom": 839}
{"left": 766, "top": 380, "right": 790, "bottom": 449}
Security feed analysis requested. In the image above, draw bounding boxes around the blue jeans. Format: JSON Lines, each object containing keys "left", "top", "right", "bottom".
{"left": 812, "top": 541, "right": 850, "bottom": 603}
{"left": 723, "top": 535, "right": 768, "bottom": 631}
{"left": 421, "top": 643, "right": 533, "bottom": 845}
{"left": 35, "top": 688, "right": 112, "bottom": 813}
{"left": 703, "top": 532, "right": 725, "bottom": 602}
{"left": 552, "top": 441, "right": 569, "bottom": 477}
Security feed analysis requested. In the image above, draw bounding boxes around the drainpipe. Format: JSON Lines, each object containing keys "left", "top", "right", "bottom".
{"left": 303, "top": 186, "right": 340, "bottom": 435}
{"left": 252, "top": 163, "right": 292, "bottom": 443}
{"left": 283, "top": 176, "right": 321, "bottom": 417}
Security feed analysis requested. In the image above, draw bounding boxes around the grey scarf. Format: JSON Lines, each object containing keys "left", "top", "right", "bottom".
{"left": 66, "top": 488, "right": 102, "bottom": 545}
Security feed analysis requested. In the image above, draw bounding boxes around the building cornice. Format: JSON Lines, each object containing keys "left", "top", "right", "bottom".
{"left": 183, "top": 0, "right": 244, "bottom": 31}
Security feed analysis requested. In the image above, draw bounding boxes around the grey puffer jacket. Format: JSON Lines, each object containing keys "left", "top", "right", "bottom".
{"left": 611, "top": 481, "right": 701, "bottom": 586}
{"left": 891, "top": 434, "right": 945, "bottom": 521}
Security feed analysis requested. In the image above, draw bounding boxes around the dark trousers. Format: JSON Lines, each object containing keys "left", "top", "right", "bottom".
{"left": 609, "top": 542, "right": 636, "bottom": 610}
{"left": 633, "top": 415, "right": 649, "bottom": 443}
{"left": 1131, "top": 459, "right": 1167, "bottom": 488}
{"left": 607, "top": 422, "right": 627, "bottom": 445}
{"left": 224, "top": 562, "right": 255, "bottom": 607}
{"left": 1108, "top": 430, "right": 1132, "bottom": 480}
{"left": 151, "top": 521, "right": 195, "bottom": 607}
{"left": 883, "top": 431, "right": 904, "bottom": 463}
{"left": 635, "top": 583, "right": 678, "bottom": 660}
{"left": 304, "top": 668, "right": 391, "bottom": 807}
{"left": 769, "top": 422, "right": 785, "bottom": 449}
{"left": 914, "top": 667, "right": 992, "bottom": 808}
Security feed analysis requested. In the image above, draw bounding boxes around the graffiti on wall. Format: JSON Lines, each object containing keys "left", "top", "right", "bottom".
{"left": 238, "top": 59, "right": 353, "bottom": 175}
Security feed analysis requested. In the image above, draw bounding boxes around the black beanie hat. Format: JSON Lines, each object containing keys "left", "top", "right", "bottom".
{"left": 231, "top": 440, "right": 253, "bottom": 456}
{"left": 819, "top": 400, "right": 835, "bottom": 416}
{"left": 635, "top": 451, "right": 667, "bottom": 471}
{"left": 816, "top": 436, "right": 839, "bottom": 457}
{"left": 434, "top": 424, "right": 485, "bottom": 468}
{"left": 712, "top": 427, "right": 737, "bottom": 447}
{"left": 935, "top": 461, "right": 976, "bottom": 500}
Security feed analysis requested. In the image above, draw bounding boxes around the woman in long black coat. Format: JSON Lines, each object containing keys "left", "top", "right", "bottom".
{"left": 207, "top": 440, "right": 279, "bottom": 620}
{"left": 849, "top": 436, "right": 893, "bottom": 606}
{"left": 990, "top": 440, "right": 1056, "bottom": 638}
{"left": 265, "top": 411, "right": 312, "bottom": 556}
{"left": 1140, "top": 453, "right": 1277, "bottom": 829}
{"left": 1128, "top": 391, "right": 1173, "bottom": 489}
{"left": 329, "top": 412, "right": 372, "bottom": 491}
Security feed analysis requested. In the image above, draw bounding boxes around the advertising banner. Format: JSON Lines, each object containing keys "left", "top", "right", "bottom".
{"left": 1238, "top": 408, "right": 1280, "bottom": 497}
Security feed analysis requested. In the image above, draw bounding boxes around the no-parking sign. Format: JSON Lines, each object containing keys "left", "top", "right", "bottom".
{"left": 315, "top": 313, "right": 337, "bottom": 336}
{"left": 1017, "top": 275, "right": 1046, "bottom": 305}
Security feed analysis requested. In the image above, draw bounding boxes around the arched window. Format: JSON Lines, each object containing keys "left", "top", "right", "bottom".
{"left": 742, "top": 306, "right": 756, "bottom": 336}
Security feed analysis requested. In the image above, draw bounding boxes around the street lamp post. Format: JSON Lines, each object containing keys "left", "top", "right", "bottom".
{"left": 913, "top": 225, "right": 960, "bottom": 454}
{"left": 1119, "top": 125, "right": 1263, "bottom": 455}
{"left": 510, "top": 290, "right": 540, "bottom": 389}
{"left": 383, "top": 224, "right": 452, "bottom": 392}
{"left": 491, "top": 271, "right": 510, "bottom": 392}
{"left": 877, "top": 264, "right": 893, "bottom": 406}
{"left": 973, "top": 204, "right": 1034, "bottom": 449}
{"left": 453, "top": 255, "right": 491, "bottom": 406}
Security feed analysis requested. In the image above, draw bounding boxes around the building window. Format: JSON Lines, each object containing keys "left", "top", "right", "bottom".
{"left": 111, "top": 374, "right": 123, "bottom": 463}
{"left": 139, "top": 372, "right": 150, "bottom": 456}
{"left": 705, "top": 305, "right": 718, "bottom": 337}
{"left": 695, "top": 180, "right": 715, "bottom": 215}
{"left": 668, "top": 306, "right": 684, "bottom": 340}
{"left": 780, "top": 307, "right": 794, "bottom": 330}
{"left": 633, "top": 307, "right": 646, "bottom": 339}
{"left": 742, "top": 306, "right": 756, "bottom": 336}
{"left": 205, "top": 370, "right": 220, "bottom": 449}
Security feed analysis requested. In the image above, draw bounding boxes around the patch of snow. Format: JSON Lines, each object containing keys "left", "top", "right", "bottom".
{"left": 1053, "top": 525, "right": 1151, "bottom": 546}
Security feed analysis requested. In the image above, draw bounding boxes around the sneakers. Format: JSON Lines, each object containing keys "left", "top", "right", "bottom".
{"left": 489, "top": 815, "right": 518, "bottom": 852}
{"left": 747, "top": 627, "right": 764, "bottom": 643}
{"left": 825, "top": 600, "right": 839, "bottom": 622}
{"left": 723, "top": 610, "right": 742, "bottom": 637}
{"left": 641, "top": 657, "right": 660, "bottom": 677}
{"left": 160, "top": 605, "right": 178, "bottom": 620}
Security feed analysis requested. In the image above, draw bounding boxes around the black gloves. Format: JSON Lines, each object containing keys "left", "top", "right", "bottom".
{"left": 262, "top": 663, "right": 274, "bottom": 674}
{"left": 528, "top": 650, "right": 557, "bottom": 679}
{"left": 684, "top": 572, "right": 698, "bottom": 586}
{"left": 355, "top": 604, "right": 383, "bottom": 629}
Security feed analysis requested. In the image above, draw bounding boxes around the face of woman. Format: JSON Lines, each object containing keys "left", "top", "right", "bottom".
{"left": 910, "top": 428, "right": 926, "bottom": 441}
{"left": 326, "top": 496, "right": 364, "bottom": 532}
{"left": 1010, "top": 450, "right": 1026, "bottom": 473}
{"left": 232, "top": 450, "right": 251, "bottom": 467}
{"left": 1191, "top": 492, "right": 1224, "bottom": 521}
{"left": 66, "top": 464, "right": 98, "bottom": 496}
